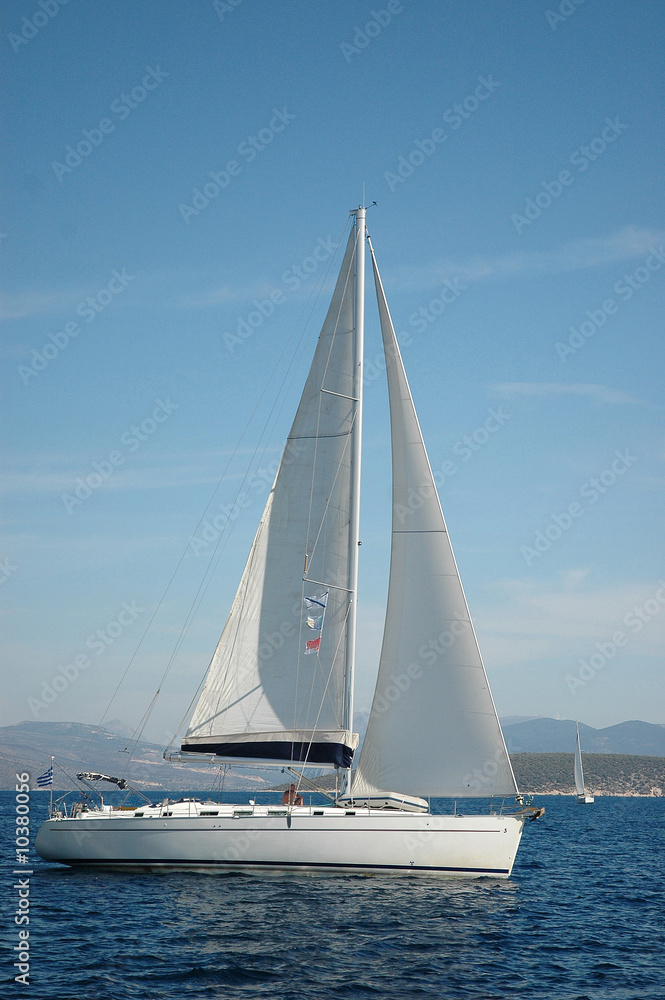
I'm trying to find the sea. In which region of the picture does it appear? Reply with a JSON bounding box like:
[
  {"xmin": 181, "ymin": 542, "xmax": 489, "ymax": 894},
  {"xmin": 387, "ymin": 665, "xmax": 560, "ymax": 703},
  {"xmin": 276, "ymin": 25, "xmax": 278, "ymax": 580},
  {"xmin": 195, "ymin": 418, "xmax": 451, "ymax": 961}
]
[{"xmin": 2, "ymin": 790, "xmax": 663, "ymax": 1000}]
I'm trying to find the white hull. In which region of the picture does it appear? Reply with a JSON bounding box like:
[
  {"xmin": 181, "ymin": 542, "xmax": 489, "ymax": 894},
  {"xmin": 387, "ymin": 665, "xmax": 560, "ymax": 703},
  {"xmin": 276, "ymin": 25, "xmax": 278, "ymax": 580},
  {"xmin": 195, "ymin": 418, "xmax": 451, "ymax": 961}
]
[
  {"xmin": 35, "ymin": 802, "xmax": 527, "ymax": 878},
  {"xmin": 576, "ymin": 794, "xmax": 594, "ymax": 804}
]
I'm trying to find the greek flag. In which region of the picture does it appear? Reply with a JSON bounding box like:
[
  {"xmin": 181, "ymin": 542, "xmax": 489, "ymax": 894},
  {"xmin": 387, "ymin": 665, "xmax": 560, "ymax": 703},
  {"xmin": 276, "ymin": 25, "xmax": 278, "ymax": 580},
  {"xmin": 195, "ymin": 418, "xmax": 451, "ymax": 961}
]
[
  {"xmin": 304, "ymin": 592, "xmax": 328, "ymax": 611},
  {"xmin": 37, "ymin": 766, "xmax": 53, "ymax": 787}
]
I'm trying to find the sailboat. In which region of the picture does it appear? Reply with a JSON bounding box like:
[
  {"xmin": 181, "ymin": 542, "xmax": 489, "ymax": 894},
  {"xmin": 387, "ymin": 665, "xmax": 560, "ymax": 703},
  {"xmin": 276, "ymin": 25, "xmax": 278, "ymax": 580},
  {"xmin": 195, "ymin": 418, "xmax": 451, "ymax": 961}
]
[
  {"xmin": 36, "ymin": 207, "xmax": 542, "ymax": 877},
  {"xmin": 574, "ymin": 723, "xmax": 594, "ymax": 803}
]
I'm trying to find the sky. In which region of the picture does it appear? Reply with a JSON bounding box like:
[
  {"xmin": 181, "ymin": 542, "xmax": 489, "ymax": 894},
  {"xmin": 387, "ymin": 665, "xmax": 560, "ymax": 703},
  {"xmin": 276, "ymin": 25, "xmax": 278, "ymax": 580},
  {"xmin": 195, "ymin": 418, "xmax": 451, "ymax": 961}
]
[{"xmin": 2, "ymin": 0, "xmax": 664, "ymax": 747}]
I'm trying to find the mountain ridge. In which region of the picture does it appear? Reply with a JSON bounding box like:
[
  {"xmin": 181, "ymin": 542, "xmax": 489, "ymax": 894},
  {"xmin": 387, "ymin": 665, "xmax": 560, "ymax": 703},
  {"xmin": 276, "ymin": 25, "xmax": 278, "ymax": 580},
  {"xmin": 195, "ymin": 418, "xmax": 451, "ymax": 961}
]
[
  {"xmin": 0, "ymin": 720, "xmax": 273, "ymax": 792},
  {"xmin": 501, "ymin": 718, "xmax": 665, "ymax": 755},
  {"xmin": 1, "ymin": 718, "xmax": 663, "ymax": 792}
]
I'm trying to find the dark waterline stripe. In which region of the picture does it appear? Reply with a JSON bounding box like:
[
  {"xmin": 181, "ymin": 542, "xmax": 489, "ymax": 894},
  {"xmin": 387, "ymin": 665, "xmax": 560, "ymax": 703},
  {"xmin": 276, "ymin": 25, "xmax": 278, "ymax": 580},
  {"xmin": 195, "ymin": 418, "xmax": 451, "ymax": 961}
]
[{"xmin": 61, "ymin": 857, "xmax": 510, "ymax": 875}]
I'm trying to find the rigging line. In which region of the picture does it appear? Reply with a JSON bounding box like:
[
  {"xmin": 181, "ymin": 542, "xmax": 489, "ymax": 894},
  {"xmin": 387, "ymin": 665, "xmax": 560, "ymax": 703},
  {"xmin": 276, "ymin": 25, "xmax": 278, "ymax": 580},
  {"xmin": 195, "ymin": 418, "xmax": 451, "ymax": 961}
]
[
  {"xmin": 168, "ymin": 314, "xmax": 334, "ymax": 692},
  {"xmin": 295, "ymin": 601, "xmax": 353, "ymax": 791},
  {"xmin": 98, "ymin": 331, "xmax": 310, "ymax": 744},
  {"xmin": 90, "ymin": 441, "xmax": 278, "ymax": 765},
  {"xmin": 298, "ymin": 583, "xmax": 330, "ymax": 730},
  {"xmin": 128, "ymin": 694, "xmax": 161, "ymax": 765},
  {"xmin": 306, "ymin": 411, "xmax": 355, "ymax": 566},
  {"xmin": 159, "ymin": 482, "xmax": 275, "ymax": 743},
  {"xmin": 307, "ymin": 599, "xmax": 351, "ymax": 732},
  {"xmin": 103, "ymin": 222, "xmax": 352, "ymax": 766},
  {"xmin": 260, "ymin": 216, "xmax": 353, "ymax": 463},
  {"xmin": 170, "ymin": 498, "xmax": 268, "ymax": 751},
  {"xmin": 196, "ymin": 212, "xmax": 352, "ymax": 535},
  {"xmin": 295, "ymin": 580, "xmax": 351, "ymax": 759},
  {"xmin": 287, "ymin": 766, "xmax": 337, "ymax": 803},
  {"xmin": 281, "ymin": 220, "xmax": 353, "ymax": 402},
  {"xmin": 140, "ymin": 513, "xmax": 252, "ymax": 744}
]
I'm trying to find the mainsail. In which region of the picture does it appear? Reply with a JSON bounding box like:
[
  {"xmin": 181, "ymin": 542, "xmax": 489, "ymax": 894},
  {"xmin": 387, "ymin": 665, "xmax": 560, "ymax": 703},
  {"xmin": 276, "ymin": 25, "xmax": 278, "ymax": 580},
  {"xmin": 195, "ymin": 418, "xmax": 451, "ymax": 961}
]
[
  {"xmin": 352, "ymin": 243, "xmax": 518, "ymax": 799},
  {"xmin": 182, "ymin": 229, "xmax": 360, "ymax": 766}
]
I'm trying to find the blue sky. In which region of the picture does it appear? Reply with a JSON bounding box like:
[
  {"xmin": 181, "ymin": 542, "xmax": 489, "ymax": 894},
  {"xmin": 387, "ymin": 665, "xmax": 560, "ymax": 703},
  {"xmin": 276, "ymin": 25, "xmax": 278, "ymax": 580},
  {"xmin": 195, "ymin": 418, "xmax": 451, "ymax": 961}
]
[{"xmin": 2, "ymin": 0, "xmax": 664, "ymax": 745}]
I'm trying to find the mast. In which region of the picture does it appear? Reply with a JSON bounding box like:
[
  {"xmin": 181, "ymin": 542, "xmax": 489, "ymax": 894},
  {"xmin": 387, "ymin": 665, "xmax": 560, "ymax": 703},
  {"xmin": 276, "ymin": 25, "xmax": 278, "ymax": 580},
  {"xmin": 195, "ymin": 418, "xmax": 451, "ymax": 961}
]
[{"xmin": 344, "ymin": 206, "xmax": 366, "ymax": 792}]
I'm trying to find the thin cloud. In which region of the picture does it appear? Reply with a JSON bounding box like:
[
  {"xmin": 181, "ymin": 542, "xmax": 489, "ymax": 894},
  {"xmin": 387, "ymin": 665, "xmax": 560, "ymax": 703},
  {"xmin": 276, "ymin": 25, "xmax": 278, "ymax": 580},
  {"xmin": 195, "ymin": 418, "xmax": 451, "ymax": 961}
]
[
  {"xmin": 389, "ymin": 225, "xmax": 665, "ymax": 291},
  {"xmin": 0, "ymin": 445, "xmax": 285, "ymax": 497},
  {"xmin": 5, "ymin": 226, "xmax": 663, "ymax": 320},
  {"xmin": 490, "ymin": 382, "xmax": 647, "ymax": 406},
  {"xmin": 475, "ymin": 576, "xmax": 665, "ymax": 665},
  {"xmin": 0, "ymin": 466, "xmax": 220, "ymax": 496},
  {"xmin": 0, "ymin": 283, "xmax": 99, "ymax": 322},
  {"xmin": 176, "ymin": 284, "xmax": 260, "ymax": 309}
]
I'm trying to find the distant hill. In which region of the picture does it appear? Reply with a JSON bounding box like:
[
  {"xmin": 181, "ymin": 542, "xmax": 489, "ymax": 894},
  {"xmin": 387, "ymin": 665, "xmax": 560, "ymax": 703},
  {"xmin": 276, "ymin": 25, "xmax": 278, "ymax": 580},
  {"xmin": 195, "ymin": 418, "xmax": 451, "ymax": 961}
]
[
  {"xmin": 501, "ymin": 718, "xmax": 665, "ymax": 756},
  {"xmin": 499, "ymin": 716, "xmax": 542, "ymax": 727},
  {"xmin": 511, "ymin": 753, "xmax": 664, "ymax": 796},
  {"xmin": 0, "ymin": 721, "xmax": 274, "ymax": 792}
]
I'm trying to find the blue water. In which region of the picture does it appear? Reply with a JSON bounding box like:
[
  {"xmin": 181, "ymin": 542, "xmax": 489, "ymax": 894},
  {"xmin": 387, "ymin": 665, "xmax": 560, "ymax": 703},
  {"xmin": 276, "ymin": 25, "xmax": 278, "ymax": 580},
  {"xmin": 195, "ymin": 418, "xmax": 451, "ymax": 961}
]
[{"xmin": 3, "ymin": 791, "xmax": 663, "ymax": 999}]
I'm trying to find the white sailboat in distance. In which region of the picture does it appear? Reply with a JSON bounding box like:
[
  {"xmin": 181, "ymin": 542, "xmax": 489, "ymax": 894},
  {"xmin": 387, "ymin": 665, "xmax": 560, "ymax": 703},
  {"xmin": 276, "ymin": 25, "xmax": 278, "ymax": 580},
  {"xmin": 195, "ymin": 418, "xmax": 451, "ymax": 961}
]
[
  {"xmin": 36, "ymin": 207, "xmax": 543, "ymax": 877},
  {"xmin": 574, "ymin": 723, "xmax": 594, "ymax": 803}
]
